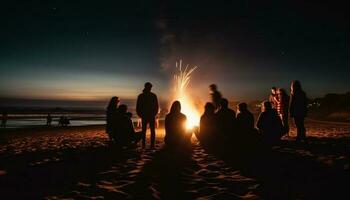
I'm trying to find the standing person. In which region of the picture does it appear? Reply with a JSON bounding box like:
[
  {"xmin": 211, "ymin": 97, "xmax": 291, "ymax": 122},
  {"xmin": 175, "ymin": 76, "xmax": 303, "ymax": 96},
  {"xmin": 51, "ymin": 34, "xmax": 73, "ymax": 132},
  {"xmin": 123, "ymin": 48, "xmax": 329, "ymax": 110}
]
[
  {"xmin": 136, "ymin": 82, "xmax": 159, "ymax": 148},
  {"xmin": 106, "ymin": 96, "xmax": 120, "ymax": 142},
  {"xmin": 275, "ymin": 88, "xmax": 290, "ymax": 135},
  {"xmin": 209, "ymin": 84, "xmax": 222, "ymax": 111},
  {"xmin": 58, "ymin": 116, "xmax": 64, "ymax": 126},
  {"xmin": 1, "ymin": 112, "xmax": 8, "ymax": 128},
  {"xmin": 269, "ymin": 87, "xmax": 278, "ymax": 109},
  {"xmin": 290, "ymin": 80, "xmax": 308, "ymax": 142},
  {"xmin": 46, "ymin": 113, "xmax": 52, "ymax": 126}
]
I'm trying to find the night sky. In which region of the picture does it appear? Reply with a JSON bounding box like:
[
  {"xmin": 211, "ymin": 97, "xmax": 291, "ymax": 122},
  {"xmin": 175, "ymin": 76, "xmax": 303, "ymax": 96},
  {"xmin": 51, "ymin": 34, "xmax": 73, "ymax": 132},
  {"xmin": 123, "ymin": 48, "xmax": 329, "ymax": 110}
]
[{"xmin": 1, "ymin": 0, "xmax": 349, "ymax": 104}]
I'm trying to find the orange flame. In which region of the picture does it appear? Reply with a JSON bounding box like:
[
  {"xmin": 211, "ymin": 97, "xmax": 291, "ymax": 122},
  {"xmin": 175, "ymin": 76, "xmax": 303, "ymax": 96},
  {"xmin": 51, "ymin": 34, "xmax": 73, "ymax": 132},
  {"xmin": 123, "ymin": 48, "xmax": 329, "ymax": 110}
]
[{"xmin": 174, "ymin": 60, "xmax": 200, "ymax": 129}]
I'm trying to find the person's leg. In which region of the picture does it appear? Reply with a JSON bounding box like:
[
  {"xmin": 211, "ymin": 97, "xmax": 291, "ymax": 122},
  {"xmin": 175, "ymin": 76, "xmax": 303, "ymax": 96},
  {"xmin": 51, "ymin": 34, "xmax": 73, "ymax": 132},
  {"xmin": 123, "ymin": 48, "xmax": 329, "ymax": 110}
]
[
  {"xmin": 141, "ymin": 119, "xmax": 148, "ymax": 148},
  {"xmin": 299, "ymin": 117, "xmax": 306, "ymax": 140},
  {"xmin": 282, "ymin": 115, "xmax": 289, "ymax": 136},
  {"xmin": 294, "ymin": 117, "xmax": 305, "ymax": 141},
  {"xmin": 133, "ymin": 131, "xmax": 143, "ymax": 143},
  {"xmin": 149, "ymin": 117, "xmax": 156, "ymax": 148}
]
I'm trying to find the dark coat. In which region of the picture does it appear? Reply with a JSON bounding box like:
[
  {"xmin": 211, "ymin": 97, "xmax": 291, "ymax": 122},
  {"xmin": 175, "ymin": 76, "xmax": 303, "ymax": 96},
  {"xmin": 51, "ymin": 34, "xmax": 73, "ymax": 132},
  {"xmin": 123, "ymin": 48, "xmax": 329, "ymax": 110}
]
[
  {"xmin": 257, "ymin": 109, "xmax": 284, "ymax": 140},
  {"xmin": 290, "ymin": 91, "xmax": 307, "ymax": 118},
  {"xmin": 136, "ymin": 91, "xmax": 159, "ymax": 119},
  {"xmin": 164, "ymin": 112, "xmax": 187, "ymax": 145},
  {"xmin": 236, "ymin": 111, "xmax": 254, "ymax": 131},
  {"xmin": 216, "ymin": 108, "xmax": 236, "ymax": 133},
  {"xmin": 199, "ymin": 112, "xmax": 217, "ymax": 141}
]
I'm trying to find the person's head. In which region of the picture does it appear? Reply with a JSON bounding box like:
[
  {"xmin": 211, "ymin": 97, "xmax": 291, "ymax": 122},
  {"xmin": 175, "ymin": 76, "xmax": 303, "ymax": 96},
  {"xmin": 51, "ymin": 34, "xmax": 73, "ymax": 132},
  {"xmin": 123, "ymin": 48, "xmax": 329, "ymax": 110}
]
[
  {"xmin": 144, "ymin": 82, "xmax": 153, "ymax": 92},
  {"xmin": 237, "ymin": 102, "xmax": 248, "ymax": 112},
  {"xmin": 262, "ymin": 101, "xmax": 272, "ymax": 112},
  {"xmin": 271, "ymin": 87, "xmax": 277, "ymax": 95},
  {"xmin": 209, "ymin": 84, "xmax": 217, "ymax": 92},
  {"xmin": 118, "ymin": 104, "xmax": 128, "ymax": 114},
  {"xmin": 204, "ymin": 102, "xmax": 215, "ymax": 114},
  {"xmin": 170, "ymin": 101, "xmax": 181, "ymax": 114},
  {"xmin": 219, "ymin": 98, "xmax": 229, "ymax": 109},
  {"xmin": 291, "ymin": 80, "xmax": 302, "ymax": 94},
  {"xmin": 107, "ymin": 96, "xmax": 119, "ymax": 110},
  {"xmin": 277, "ymin": 88, "xmax": 287, "ymax": 97}
]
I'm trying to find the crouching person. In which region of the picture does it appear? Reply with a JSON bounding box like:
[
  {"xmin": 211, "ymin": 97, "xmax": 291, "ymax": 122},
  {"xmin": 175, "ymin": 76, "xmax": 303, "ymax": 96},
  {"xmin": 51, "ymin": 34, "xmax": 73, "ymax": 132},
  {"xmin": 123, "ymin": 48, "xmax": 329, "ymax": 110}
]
[
  {"xmin": 117, "ymin": 104, "xmax": 142, "ymax": 147},
  {"xmin": 256, "ymin": 101, "xmax": 284, "ymax": 145}
]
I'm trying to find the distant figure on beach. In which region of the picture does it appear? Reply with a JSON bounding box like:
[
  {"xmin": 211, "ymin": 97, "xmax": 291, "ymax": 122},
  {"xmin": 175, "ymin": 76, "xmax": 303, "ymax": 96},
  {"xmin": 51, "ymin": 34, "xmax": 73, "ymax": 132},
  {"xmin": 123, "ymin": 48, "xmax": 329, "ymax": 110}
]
[
  {"xmin": 290, "ymin": 80, "xmax": 308, "ymax": 142},
  {"xmin": 1, "ymin": 112, "xmax": 8, "ymax": 128},
  {"xmin": 275, "ymin": 88, "xmax": 290, "ymax": 135},
  {"xmin": 46, "ymin": 113, "xmax": 52, "ymax": 126},
  {"xmin": 64, "ymin": 117, "xmax": 70, "ymax": 126},
  {"xmin": 58, "ymin": 116, "xmax": 64, "ymax": 127},
  {"xmin": 256, "ymin": 101, "xmax": 284, "ymax": 144},
  {"xmin": 269, "ymin": 87, "xmax": 278, "ymax": 109},
  {"xmin": 236, "ymin": 103, "xmax": 255, "ymax": 133},
  {"xmin": 209, "ymin": 84, "xmax": 222, "ymax": 111},
  {"xmin": 216, "ymin": 98, "xmax": 236, "ymax": 139},
  {"xmin": 106, "ymin": 96, "xmax": 120, "ymax": 142},
  {"xmin": 136, "ymin": 82, "xmax": 159, "ymax": 148},
  {"xmin": 198, "ymin": 102, "xmax": 217, "ymax": 143},
  {"xmin": 58, "ymin": 116, "xmax": 70, "ymax": 127},
  {"xmin": 117, "ymin": 104, "xmax": 142, "ymax": 146},
  {"xmin": 164, "ymin": 101, "xmax": 190, "ymax": 146}
]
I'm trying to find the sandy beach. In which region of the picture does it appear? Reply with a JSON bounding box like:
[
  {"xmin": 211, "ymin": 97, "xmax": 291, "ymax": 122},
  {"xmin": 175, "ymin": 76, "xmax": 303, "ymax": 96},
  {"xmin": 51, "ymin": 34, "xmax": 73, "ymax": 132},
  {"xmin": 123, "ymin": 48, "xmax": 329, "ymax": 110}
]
[{"xmin": 1, "ymin": 120, "xmax": 350, "ymax": 199}]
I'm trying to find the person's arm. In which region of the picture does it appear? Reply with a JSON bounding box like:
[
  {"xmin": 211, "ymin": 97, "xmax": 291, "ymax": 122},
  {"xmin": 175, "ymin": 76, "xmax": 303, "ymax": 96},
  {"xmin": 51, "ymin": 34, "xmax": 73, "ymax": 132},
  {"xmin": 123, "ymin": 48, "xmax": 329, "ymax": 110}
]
[
  {"xmin": 127, "ymin": 118, "xmax": 135, "ymax": 135},
  {"xmin": 289, "ymin": 95, "xmax": 295, "ymax": 117},
  {"xmin": 154, "ymin": 94, "xmax": 159, "ymax": 116},
  {"xmin": 256, "ymin": 113, "xmax": 263, "ymax": 130},
  {"xmin": 136, "ymin": 95, "xmax": 142, "ymax": 117}
]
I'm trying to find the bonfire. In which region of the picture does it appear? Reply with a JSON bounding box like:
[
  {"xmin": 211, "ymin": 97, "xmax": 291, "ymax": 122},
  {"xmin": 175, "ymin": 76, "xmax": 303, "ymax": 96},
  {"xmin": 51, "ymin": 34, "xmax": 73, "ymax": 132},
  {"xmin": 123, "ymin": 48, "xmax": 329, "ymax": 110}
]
[{"xmin": 173, "ymin": 60, "xmax": 201, "ymax": 129}]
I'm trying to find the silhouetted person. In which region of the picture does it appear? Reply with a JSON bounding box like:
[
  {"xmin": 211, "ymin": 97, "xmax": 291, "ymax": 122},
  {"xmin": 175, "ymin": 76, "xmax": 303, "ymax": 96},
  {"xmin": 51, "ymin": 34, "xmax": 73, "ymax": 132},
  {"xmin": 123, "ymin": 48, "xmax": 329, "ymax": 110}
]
[
  {"xmin": 164, "ymin": 101, "xmax": 190, "ymax": 146},
  {"xmin": 198, "ymin": 102, "xmax": 217, "ymax": 143},
  {"xmin": 216, "ymin": 98, "xmax": 236, "ymax": 140},
  {"xmin": 58, "ymin": 116, "xmax": 65, "ymax": 127},
  {"xmin": 63, "ymin": 116, "xmax": 70, "ymax": 126},
  {"xmin": 1, "ymin": 112, "xmax": 8, "ymax": 128},
  {"xmin": 46, "ymin": 113, "xmax": 52, "ymax": 126},
  {"xmin": 106, "ymin": 96, "xmax": 120, "ymax": 142},
  {"xmin": 275, "ymin": 88, "xmax": 290, "ymax": 135},
  {"xmin": 236, "ymin": 103, "xmax": 255, "ymax": 132},
  {"xmin": 290, "ymin": 80, "xmax": 307, "ymax": 142},
  {"xmin": 209, "ymin": 84, "xmax": 222, "ymax": 111},
  {"xmin": 269, "ymin": 87, "xmax": 278, "ymax": 109},
  {"xmin": 117, "ymin": 104, "xmax": 142, "ymax": 146},
  {"xmin": 136, "ymin": 82, "xmax": 159, "ymax": 148},
  {"xmin": 256, "ymin": 101, "xmax": 284, "ymax": 144}
]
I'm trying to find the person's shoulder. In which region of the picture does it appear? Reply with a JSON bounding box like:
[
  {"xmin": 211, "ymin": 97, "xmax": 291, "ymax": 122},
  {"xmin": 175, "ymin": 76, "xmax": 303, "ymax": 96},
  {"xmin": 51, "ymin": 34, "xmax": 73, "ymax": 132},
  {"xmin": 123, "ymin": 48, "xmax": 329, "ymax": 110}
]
[{"xmin": 137, "ymin": 93, "xmax": 144, "ymax": 98}]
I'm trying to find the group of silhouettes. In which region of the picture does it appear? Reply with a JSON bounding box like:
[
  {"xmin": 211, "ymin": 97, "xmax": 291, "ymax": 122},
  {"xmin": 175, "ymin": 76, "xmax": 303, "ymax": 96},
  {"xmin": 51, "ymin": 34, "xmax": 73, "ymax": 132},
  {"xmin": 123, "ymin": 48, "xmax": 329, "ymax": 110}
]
[
  {"xmin": 198, "ymin": 81, "xmax": 307, "ymax": 146},
  {"xmin": 106, "ymin": 82, "xmax": 159, "ymax": 148},
  {"xmin": 106, "ymin": 80, "xmax": 308, "ymax": 149}
]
